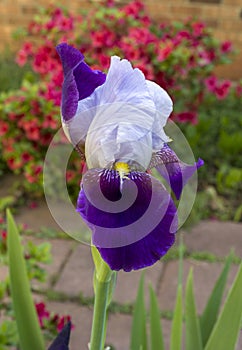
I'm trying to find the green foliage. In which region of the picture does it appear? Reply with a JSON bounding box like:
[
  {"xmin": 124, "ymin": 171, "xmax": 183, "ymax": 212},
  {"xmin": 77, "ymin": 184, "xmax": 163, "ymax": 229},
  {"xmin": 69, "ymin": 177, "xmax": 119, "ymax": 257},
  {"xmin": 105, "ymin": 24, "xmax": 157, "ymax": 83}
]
[
  {"xmin": 0, "ymin": 211, "xmax": 70, "ymax": 348},
  {"xmin": 7, "ymin": 209, "xmax": 45, "ymax": 350},
  {"xmin": 185, "ymin": 270, "xmax": 203, "ymax": 350},
  {"xmin": 182, "ymin": 86, "xmax": 242, "ymax": 220},
  {"xmin": 0, "ymin": 51, "xmax": 31, "ymax": 93},
  {"xmin": 130, "ymin": 274, "xmax": 147, "ymax": 350},
  {"xmin": 170, "ymin": 285, "xmax": 183, "ymax": 350},
  {"xmin": 204, "ymin": 264, "xmax": 242, "ymax": 350},
  {"xmin": 200, "ymin": 255, "xmax": 232, "ymax": 345},
  {"xmin": 131, "ymin": 257, "xmax": 242, "ymax": 349},
  {"xmin": 149, "ymin": 286, "xmax": 165, "ymax": 350}
]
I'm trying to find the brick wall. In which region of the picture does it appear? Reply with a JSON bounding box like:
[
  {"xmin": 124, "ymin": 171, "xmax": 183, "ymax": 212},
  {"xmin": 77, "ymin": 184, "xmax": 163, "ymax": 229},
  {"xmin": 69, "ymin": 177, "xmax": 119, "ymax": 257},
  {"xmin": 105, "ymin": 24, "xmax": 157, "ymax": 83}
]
[{"xmin": 1, "ymin": 0, "xmax": 242, "ymax": 79}]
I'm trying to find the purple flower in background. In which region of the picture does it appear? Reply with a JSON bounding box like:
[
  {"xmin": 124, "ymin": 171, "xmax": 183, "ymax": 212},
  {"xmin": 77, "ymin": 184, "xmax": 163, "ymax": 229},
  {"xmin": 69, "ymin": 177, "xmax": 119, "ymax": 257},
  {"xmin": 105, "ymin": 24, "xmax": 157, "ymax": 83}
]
[{"xmin": 56, "ymin": 43, "xmax": 203, "ymax": 272}]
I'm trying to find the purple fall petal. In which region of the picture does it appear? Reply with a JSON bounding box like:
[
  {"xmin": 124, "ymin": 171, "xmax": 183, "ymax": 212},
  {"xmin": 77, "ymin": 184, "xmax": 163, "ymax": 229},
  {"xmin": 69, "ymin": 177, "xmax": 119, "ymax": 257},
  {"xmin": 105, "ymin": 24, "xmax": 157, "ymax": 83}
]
[
  {"xmin": 48, "ymin": 321, "xmax": 71, "ymax": 350},
  {"xmin": 56, "ymin": 43, "xmax": 106, "ymax": 121},
  {"xmin": 149, "ymin": 144, "xmax": 204, "ymax": 200},
  {"xmin": 77, "ymin": 169, "xmax": 177, "ymax": 272}
]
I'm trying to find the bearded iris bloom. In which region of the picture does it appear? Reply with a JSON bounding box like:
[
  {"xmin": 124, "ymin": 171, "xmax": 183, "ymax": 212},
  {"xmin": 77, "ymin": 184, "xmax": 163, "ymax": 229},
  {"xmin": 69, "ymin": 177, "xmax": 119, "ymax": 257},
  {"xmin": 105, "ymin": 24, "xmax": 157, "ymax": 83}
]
[{"xmin": 57, "ymin": 43, "xmax": 203, "ymax": 272}]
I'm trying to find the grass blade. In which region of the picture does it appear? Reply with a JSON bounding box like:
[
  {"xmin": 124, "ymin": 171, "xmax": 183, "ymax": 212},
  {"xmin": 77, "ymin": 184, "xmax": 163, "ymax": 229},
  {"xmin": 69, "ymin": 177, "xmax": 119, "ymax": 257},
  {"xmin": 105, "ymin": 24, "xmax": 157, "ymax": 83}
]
[
  {"xmin": 170, "ymin": 237, "xmax": 184, "ymax": 350},
  {"xmin": 185, "ymin": 269, "xmax": 203, "ymax": 350},
  {"xmin": 205, "ymin": 263, "xmax": 242, "ymax": 350},
  {"xmin": 130, "ymin": 273, "xmax": 147, "ymax": 350},
  {"xmin": 7, "ymin": 209, "xmax": 45, "ymax": 350},
  {"xmin": 149, "ymin": 285, "xmax": 165, "ymax": 350},
  {"xmin": 200, "ymin": 255, "xmax": 232, "ymax": 345},
  {"xmin": 170, "ymin": 284, "xmax": 183, "ymax": 350}
]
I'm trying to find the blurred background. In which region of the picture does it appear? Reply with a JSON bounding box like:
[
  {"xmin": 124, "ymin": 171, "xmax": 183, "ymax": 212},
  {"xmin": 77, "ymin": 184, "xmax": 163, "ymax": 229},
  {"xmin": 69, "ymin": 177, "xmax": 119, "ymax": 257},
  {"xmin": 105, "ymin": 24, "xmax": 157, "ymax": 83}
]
[{"xmin": 0, "ymin": 1, "xmax": 241, "ymax": 348}]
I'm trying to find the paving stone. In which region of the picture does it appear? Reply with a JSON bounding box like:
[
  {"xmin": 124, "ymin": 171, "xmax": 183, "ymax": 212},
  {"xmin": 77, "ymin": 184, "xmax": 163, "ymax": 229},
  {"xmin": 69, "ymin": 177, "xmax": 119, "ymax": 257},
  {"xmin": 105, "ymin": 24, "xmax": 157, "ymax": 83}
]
[
  {"xmin": 45, "ymin": 301, "xmax": 93, "ymax": 350},
  {"xmin": 183, "ymin": 220, "xmax": 242, "ymax": 257},
  {"xmin": 106, "ymin": 313, "xmax": 132, "ymax": 350},
  {"xmin": 45, "ymin": 302, "xmax": 173, "ymax": 350},
  {"xmin": 53, "ymin": 244, "xmax": 94, "ymax": 298},
  {"xmin": 23, "ymin": 237, "xmax": 74, "ymax": 291},
  {"xmin": 106, "ymin": 313, "xmax": 171, "ymax": 350},
  {"xmin": 113, "ymin": 261, "xmax": 164, "ymax": 306},
  {"xmin": 15, "ymin": 199, "xmax": 61, "ymax": 232},
  {"xmin": 158, "ymin": 259, "xmax": 239, "ymax": 314}
]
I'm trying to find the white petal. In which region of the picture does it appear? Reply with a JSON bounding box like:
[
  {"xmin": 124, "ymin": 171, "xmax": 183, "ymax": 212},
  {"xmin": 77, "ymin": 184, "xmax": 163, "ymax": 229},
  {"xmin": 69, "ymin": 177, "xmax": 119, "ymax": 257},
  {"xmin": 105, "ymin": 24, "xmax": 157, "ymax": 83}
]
[
  {"xmin": 85, "ymin": 57, "xmax": 157, "ymax": 169},
  {"xmin": 62, "ymin": 94, "xmax": 98, "ymax": 147},
  {"xmin": 85, "ymin": 103, "xmax": 153, "ymax": 169},
  {"xmin": 146, "ymin": 80, "xmax": 173, "ymax": 150}
]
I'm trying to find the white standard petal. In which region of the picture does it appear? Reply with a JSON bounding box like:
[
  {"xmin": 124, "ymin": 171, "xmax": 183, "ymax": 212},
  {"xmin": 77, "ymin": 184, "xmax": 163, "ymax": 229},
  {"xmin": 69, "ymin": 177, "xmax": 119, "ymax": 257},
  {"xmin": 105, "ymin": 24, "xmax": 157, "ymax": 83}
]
[
  {"xmin": 146, "ymin": 80, "xmax": 173, "ymax": 150},
  {"xmin": 85, "ymin": 57, "xmax": 157, "ymax": 169},
  {"xmin": 61, "ymin": 92, "xmax": 99, "ymax": 148}
]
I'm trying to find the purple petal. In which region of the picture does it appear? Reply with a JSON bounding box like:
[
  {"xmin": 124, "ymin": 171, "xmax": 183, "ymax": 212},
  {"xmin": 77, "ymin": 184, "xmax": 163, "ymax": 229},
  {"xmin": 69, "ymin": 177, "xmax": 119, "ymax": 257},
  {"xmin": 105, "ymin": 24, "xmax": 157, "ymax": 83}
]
[
  {"xmin": 48, "ymin": 321, "xmax": 71, "ymax": 350},
  {"xmin": 77, "ymin": 169, "xmax": 178, "ymax": 271},
  {"xmin": 56, "ymin": 43, "xmax": 106, "ymax": 121},
  {"xmin": 149, "ymin": 144, "xmax": 204, "ymax": 200}
]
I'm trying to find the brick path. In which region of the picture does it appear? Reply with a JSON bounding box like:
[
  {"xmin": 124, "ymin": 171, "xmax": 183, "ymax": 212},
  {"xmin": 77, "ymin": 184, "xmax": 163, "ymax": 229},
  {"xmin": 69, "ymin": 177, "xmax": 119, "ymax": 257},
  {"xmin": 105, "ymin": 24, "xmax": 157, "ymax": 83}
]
[{"xmin": 1, "ymin": 197, "xmax": 242, "ymax": 349}]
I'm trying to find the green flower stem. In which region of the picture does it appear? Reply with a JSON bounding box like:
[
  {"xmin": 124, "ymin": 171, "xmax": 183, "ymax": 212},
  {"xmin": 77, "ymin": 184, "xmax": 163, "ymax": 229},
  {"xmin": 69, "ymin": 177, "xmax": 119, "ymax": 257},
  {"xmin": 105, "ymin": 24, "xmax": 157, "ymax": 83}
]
[{"xmin": 90, "ymin": 247, "xmax": 115, "ymax": 350}]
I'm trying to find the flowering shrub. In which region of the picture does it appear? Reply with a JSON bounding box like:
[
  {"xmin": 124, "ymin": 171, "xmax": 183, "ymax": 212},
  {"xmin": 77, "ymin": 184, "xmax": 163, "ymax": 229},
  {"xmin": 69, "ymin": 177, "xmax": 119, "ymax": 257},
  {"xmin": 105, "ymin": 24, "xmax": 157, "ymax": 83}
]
[
  {"xmin": 182, "ymin": 79, "xmax": 242, "ymax": 217},
  {"xmin": 0, "ymin": 0, "xmax": 241, "ymax": 205}
]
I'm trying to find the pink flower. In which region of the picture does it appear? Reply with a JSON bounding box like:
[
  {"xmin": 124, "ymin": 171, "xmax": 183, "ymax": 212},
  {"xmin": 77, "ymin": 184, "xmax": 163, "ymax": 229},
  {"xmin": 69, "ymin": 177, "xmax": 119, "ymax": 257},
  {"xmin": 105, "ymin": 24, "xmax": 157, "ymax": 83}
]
[
  {"xmin": 214, "ymin": 80, "xmax": 231, "ymax": 100},
  {"xmin": 91, "ymin": 29, "xmax": 115, "ymax": 48},
  {"xmin": 175, "ymin": 111, "xmax": 198, "ymax": 125},
  {"xmin": 192, "ymin": 22, "xmax": 205, "ymax": 37},
  {"xmin": 220, "ymin": 41, "xmax": 232, "ymax": 54},
  {"xmin": 1, "ymin": 230, "xmax": 7, "ymax": 241},
  {"xmin": 7, "ymin": 157, "xmax": 23, "ymax": 170},
  {"xmin": 157, "ymin": 43, "xmax": 173, "ymax": 61},
  {"xmin": 66, "ymin": 170, "xmax": 75, "ymax": 182},
  {"xmin": 35, "ymin": 302, "xmax": 50, "ymax": 328},
  {"xmin": 0, "ymin": 121, "xmax": 8, "ymax": 136},
  {"xmin": 16, "ymin": 50, "xmax": 28, "ymax": 66},
  {"xmin": 57, "ymin": 315, "xmax": 72, "ymax": 332},
  {"xmin": 235, "ymin": 84, "xmax": 242, "ymax": 97},
  {"xmin": 122, "ymin": 0, "xmax": 144, "ymax": 18},
  {"xmin": 21, "ymin": 152, "xmax": 33, "ymax": 163},
  {"xmin": 204, "ymin": 75, "xmax": 217, "ymax": 92}
]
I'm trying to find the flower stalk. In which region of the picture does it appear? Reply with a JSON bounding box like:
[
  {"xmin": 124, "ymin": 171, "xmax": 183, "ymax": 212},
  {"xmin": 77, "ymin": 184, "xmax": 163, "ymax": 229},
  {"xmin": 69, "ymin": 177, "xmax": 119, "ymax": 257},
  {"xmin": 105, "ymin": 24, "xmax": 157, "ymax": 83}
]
[{"xmin": 90, "ymin": 247, "xmax": 116, "ymax": 350}]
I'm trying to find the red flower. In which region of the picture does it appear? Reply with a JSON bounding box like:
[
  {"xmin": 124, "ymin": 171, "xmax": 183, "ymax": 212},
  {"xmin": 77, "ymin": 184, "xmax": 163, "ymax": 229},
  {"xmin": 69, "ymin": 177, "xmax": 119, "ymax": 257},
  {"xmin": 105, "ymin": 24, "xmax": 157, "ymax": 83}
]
[
  {"xmin": 204, "ymin": 75, "xmax": 217, "ymax": 92},
  {"xmin": 192, "ymin": 22, "xmax": 205, "ymax": 37},
  {"xmin": 157, "ymin": 43, "xmax": 173, "ymax": 61},
  {"xmin": 122, "ymin": 0, "xmax": 144, "ymax": 18},
  {"xmin": 175, "ymin": 111, "xmax": 198, "ymax": 125},
  {"xmin": 1, "ymin": 230, "xmax": 7, "ymax": 241},
  {"xmin": 35, "ymin": 302, "xmax": 50, "ymax": 328},
  {"xmin": 57, "ymin": 315, "xmax": 72, "ymax": 332},
  {"xmin": 214, "ymin": 80, "xmax": 231, "ymax": 100},
  {"xmin": 22, "ymin": 152, "xmax": 33, "ymax": 163},
  {"xmin": 16, "ymin": 50, "xmax": 28, "ymax": 66},
  {"xmin": 0, "ymin": 121, "xmax": 8, "ymax": 136},
  {"xmin": 220, "ymin": 41, "xmax": 232, "ymax": 54}
]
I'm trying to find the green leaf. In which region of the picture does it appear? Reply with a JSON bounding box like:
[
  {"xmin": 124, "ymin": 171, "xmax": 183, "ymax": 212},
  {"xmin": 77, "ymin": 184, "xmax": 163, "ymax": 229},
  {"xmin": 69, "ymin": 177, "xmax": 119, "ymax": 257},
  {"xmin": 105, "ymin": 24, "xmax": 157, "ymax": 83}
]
[
  {"xmin": 185, "ymin": 269, "xmax": 203, "ymax": 350},
  {"xmin": 130, "ymin": 273, "xmax": 147, "ymax": 350},
  {"xmin": 200, "ymin": 255, "xmax": 232, "ymax": 345},
  {"xmin": 149, "ymin": 285, "xmax": 165, "ymax": 350},
  {"xmin": 170, "ymin": 236, "xmax": 184, "ymax": 350},
  {"xmin": 7, "ymin": 209, "xmax": 45, "ymax": 350},
  {"xmin": 170, "ymin": 285, "xmax": 183, "ymax": 350},
  {"xmin": 205, "ymin": 263, "xmax": 242, "ymax": 350}
]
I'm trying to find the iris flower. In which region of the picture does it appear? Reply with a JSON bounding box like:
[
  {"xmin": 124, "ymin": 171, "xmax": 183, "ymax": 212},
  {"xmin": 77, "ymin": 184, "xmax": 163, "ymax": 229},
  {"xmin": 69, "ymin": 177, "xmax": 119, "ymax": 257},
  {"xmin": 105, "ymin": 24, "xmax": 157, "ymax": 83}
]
[{"xmin": 57, "ymin": 43, "xmax": 203, "ymax": 272}]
